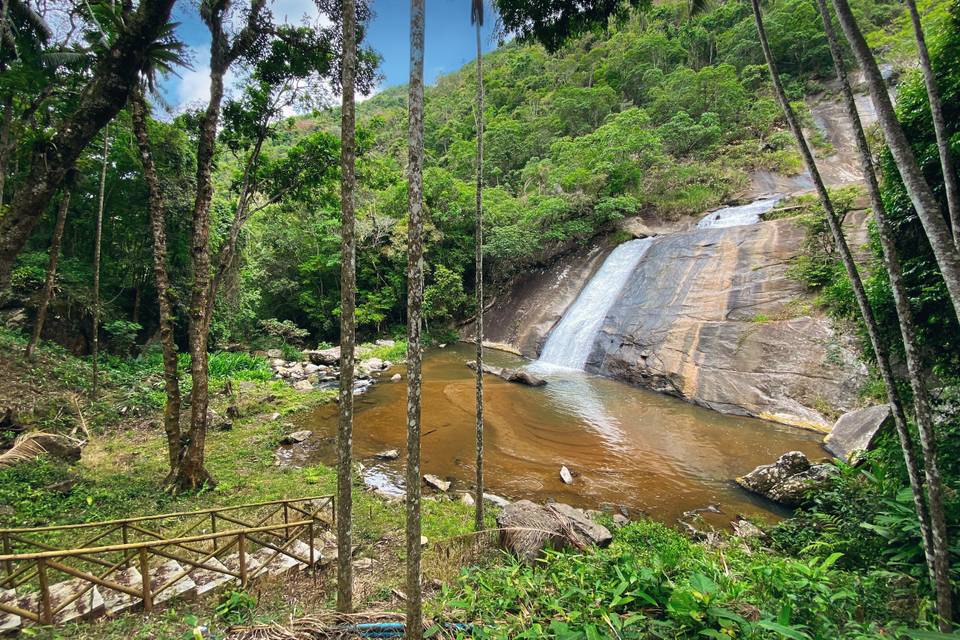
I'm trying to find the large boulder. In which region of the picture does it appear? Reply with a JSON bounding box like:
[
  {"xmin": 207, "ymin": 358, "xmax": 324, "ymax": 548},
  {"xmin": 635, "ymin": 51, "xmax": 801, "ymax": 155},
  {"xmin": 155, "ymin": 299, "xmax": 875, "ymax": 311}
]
[
  {"xmin": 824, "ymin": 405, "xmax": 892, "ymax": 462},
  {"xmin": 305, "ymin": 347, "xmax": 341, "ymax": 366},
  {"xmin": 736, "ymin": 451, "xmax": 836, "ymax": 507},
  {"xmin": 496, "ymin": 500, "xmax": 612, "ymax": 563}
]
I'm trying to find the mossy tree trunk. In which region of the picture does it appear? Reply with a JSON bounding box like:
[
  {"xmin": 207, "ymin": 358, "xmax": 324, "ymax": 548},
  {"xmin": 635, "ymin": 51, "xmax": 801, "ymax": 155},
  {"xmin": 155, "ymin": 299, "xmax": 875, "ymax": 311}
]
[
  {"xmin": 406, "ymin": 0, "xmax": 426, "ymax": 636},
  {"xmin": 130, "ymin": 85, "xmax": 182, "ymax": 477},
  {"xmin": 91, "ymin": 126, "xmax": 110, "ymax": 399},
  {"xmin": 472, "ymin": 0, "xmax": 486, "ymax": 532},
  {"xmin": 830, "ymin": 0, "xmax": 960, "ymax": 323},
  {"xmin": 758, "ymin": 0, "xmax": 955, "ymax": 627},
  {"xmin": 26, "ymin": 182, "xmax": 73, "ymax": 360},
  {"xmin": 814, "ymin": 0, "xmax": 953, "ymax": 626},
  {"xmin": 336, "ymin": 0, "xmax": 357, "ymax": 614}
]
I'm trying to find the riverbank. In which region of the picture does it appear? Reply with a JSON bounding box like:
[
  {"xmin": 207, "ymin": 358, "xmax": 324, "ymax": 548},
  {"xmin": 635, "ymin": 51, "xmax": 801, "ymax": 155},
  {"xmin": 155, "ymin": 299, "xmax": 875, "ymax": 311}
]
[{"xmin": 0, "ymin": 329, "xmax": 944, "ymax": 638}]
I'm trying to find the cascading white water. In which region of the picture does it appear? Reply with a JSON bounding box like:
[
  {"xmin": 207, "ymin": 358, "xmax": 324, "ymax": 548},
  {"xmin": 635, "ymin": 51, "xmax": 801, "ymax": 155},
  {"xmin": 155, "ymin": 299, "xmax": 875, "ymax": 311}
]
[
  {"xmin": 537, "ymin": 238, "xmax": 654, "ymax": 370},
  {"xmin": 696, "ymin": 195, "xmax": 782, "ymax": 229}
]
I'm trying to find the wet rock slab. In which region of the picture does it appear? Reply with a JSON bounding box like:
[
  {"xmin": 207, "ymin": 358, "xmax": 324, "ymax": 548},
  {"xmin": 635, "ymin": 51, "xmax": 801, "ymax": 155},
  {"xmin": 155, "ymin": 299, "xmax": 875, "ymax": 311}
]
[
  {"xmin": 465, "ymin": 361, "xmax": 546, "ymax": 386},
  {"xmin": 824, "ymin": 405, "xmax": 892, "ymax": 462}
]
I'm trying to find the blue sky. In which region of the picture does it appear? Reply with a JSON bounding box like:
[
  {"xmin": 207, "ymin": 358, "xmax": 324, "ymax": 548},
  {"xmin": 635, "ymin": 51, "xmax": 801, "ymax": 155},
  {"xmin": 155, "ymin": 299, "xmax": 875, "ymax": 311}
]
[{"xmin": 164, "ymin": 0, "xmax": 500, "ymax": 110}]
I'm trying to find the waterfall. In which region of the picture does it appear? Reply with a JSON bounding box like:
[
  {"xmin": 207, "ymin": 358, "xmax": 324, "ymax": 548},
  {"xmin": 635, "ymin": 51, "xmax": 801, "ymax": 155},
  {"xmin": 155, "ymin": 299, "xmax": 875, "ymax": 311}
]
[
  {"xmin": 696, "ymin": 195, "xmax": 781, "ymax": 229},
  {"xmin": 537, "ymin": 238, "xmax": 654, "ymax": 370}
]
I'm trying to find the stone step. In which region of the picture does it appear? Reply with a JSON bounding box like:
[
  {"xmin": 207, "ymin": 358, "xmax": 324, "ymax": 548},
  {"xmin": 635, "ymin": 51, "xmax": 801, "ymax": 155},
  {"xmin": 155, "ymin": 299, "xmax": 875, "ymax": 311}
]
[
  {"xmin": 0, "ymin": 588, "xmax": 20, "ymax": 634},
  {"xmin": 249, "ymin": 547, "xmax": 301, "ymax": 579},
  {"xmin": 288, "ymin": 539, "xmax": 327, "ymax": 568},
  {"xmin": 189, "ymin": 557, "xmax": 236, "ymax": 597},
  {"xmin": 14, "ymin": 579, "xmax": 104, "ymax": 626},
  {"xmin": 100, "ymin": 566, "xmax": 143, "ymax": 616},
  {"xmin": 221, "ymin": 551, "xmax": 264, "ymax": 580},
  {"xmin": 148, "ymin": 560, "xmax": 197, "ymax": 605}
]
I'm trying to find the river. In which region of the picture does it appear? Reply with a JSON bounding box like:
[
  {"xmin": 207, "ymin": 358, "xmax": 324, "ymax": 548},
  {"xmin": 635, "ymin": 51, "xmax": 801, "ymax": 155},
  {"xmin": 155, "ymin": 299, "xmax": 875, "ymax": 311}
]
[{"xmin": 292, "ymin": 344, "xmax": 825, "ymax": 526}]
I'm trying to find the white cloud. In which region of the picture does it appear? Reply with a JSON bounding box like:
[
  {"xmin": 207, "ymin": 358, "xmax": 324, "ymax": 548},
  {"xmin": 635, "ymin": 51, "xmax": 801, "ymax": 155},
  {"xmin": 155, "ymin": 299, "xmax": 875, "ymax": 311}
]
[
  {"xmin": 270, "ymin": 0, "xmax": 332, "ymax": 27},
  {"xmin": 175, "ymin": 45, "xmax": 242, "ymax": 111}
]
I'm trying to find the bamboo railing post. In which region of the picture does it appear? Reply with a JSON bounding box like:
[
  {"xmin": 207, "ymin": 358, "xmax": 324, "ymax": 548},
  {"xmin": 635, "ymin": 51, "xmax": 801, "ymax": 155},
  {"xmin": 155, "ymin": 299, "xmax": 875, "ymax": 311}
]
[
  {"xmin": 121, "ymin": 523, "xmax": 130, "ymax": 569},
  {"xmin": 36, "ymin": 558, "xmax": 53, "ymax": 625},
  {"xmin": 1, "ymin": 532, "xmax": 12, "ymax": 588},
  {"xmin": 308, "ymin": 519, "xmax": 315, "ymax": 579},
  {"xmin": 283, "ymin": 503, "xmax": 290, "ymax": 542},
  {"xmin": 139, "ymin": 548, "xmax": 152, "ymax": 612},
  {"xmin": 211, "ymin": 513, "xmax": 218, "ymax": 553},
  {"xmin": 238, "ymin": 533, "xmax": 247, "ymax": 588}
]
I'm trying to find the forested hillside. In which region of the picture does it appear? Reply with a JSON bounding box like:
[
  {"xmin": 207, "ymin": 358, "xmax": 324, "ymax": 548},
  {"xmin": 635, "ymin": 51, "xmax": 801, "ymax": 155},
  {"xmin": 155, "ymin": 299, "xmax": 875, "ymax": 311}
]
[{"xmin": 10, "ymin": 0, "xmax": 922, "ymax": 349}]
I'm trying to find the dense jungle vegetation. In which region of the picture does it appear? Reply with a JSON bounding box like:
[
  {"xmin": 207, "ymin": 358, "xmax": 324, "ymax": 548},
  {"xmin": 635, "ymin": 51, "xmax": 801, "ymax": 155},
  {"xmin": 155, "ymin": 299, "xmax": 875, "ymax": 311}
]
[{"xmin": 8, "ymin": 0, "xmax": 934, "ymax": 349}]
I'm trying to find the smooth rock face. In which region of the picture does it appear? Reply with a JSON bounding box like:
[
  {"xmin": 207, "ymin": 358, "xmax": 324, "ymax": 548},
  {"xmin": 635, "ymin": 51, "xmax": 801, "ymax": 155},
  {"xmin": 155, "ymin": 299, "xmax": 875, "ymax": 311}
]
[
  {"xmin": 590, "ymin": 219, "xmax": 864, "ymax": 429},
  {"xmin": 480, "ymin": 218, "xmax": 864, "ymax": 429},
  {"xmin": 737, "ymin": 451, "xmax": 836, "ymax": 507},
  {"xmin": 824, "ymin": 405, "xmax": 892, "ymax": 462},
  {"xmin": 496, "ymin": 500, "xmax": 612, "ymax": 563}
]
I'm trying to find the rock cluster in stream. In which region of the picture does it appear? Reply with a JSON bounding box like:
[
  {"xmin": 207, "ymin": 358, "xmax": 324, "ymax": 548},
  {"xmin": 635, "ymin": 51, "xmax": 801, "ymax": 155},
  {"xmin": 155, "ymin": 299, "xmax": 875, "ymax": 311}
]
[{"xmin": 262, "ymin": 340, "xmax": 398, "ymax": 396}]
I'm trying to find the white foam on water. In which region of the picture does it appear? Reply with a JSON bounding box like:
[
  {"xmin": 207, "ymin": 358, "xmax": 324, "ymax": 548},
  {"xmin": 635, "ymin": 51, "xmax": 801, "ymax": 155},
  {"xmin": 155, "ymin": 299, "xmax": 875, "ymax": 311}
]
[
  {"xmin": 536, "ymin": 237, "xmax": 654, "ymax": 370},
  {"xmin": 696, "ymin": 195, "xmax": 782, "ymax": 229}
]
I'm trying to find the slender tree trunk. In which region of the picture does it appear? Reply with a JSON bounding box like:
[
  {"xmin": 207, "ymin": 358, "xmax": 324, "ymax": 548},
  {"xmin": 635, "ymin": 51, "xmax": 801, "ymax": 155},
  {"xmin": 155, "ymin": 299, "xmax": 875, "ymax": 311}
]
[
  {"xmin": 91, "ymin": 126, "xmax": 110, "ymax": 399},
  {"xmin": 0, "ymin": 94, "xmax": 12, "ymax": 210},
  {"xmin": 904, "ymin": 0, "xmax": 960, "ymax": 244},
  {"xmin": 0, "ymin": 0, "xmax": 177, "ymax": 299},
  {"xmin": 130, "ymin": 86, "xmax": 182, "ymax": 476},
  {"xmin": 472, "ymin": 4, "xmax": 485, "ymax": 532},
  {"xmin": 26, "ymin": 185, "xmax": 72, "ymax": 359},
  {"xmin": 336, "ymin": 0, "xmax": 357, "ymax": 614},
  {"xmin": 405, "ymin": 0, "xmax": 426, "ymax": 636},
  {"xmin": 754, "ymin": 1, "xmax": 954, "ymax": 627},
  {"xmin": 819, "ymin": 0, "xmax": 951, "ymax": 622},
  {"xmin": 815, "ymin": 0, "xmax": 953, "ymax": 626},
  {"xmin": 831, "ymin": 0, "xmax": 960, "ymax": 323}
]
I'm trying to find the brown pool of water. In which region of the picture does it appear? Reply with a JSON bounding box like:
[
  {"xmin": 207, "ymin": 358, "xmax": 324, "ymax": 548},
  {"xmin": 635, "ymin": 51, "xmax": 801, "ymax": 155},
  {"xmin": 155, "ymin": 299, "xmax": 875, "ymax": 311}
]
[{"xmin": 296, "ymin": 344, "xmax": 826, "ymax": 526}]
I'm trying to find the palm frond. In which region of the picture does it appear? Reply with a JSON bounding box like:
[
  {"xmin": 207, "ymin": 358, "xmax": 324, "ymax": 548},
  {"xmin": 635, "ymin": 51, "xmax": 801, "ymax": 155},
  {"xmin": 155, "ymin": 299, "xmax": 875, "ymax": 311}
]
[
  {"xmin": 0, "ymin": 433, "xmax": 49, "ymax": 468},
  {"xmin": 9, "ymin": 0, "xmax": 52, "ymax": 42}
]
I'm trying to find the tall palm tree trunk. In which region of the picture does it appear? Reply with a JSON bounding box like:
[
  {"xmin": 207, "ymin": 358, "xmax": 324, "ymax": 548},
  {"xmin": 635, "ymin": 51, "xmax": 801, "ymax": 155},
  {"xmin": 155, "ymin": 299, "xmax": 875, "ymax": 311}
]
[
  {"xmin": 830, "ymin": 0, "xmax": 960, "ymax": 323},
  {"xmin": 815, "ymin": 0, "xmax": 953, "ymax": 626},
  {"xmin": 405, "ymin": 0, "xmax": 426, "ymax": 636},
  {"xmin": 91, "ymin": 126, "xmax": 110, "ymax": 399},
  {"xmin": 336, "ymin": 0, "xmax": 357, "ymax": 614},
  {"xmin": 130, "ymin": 85, "xmax": 182, "ymax": 477},
  {"xmin": 904, "ymin": 0, "xmax": 960, "ymax": 244},
  {"xmin": 753, "ymin": 0, "xmax": 954, "ymax": 626},
  {"xmin": 26, "ymin": 184, "xmax": 73, "ymax": 359},
  {"xmin": 472, "ymin": 0, "xmax": 486, "ymax": 532}
]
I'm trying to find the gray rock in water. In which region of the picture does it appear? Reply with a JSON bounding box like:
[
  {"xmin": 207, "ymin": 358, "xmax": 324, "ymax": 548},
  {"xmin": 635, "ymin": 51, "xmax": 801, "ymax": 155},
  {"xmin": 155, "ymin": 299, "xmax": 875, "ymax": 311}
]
[
  {"xmin": 560, "ymin": 465, "xmax": 574, "ymax": 484},
  {"xmin": 391, "ymin": 373, "xmax": 402, "ymax": 382},
  {"xmin": 280, "ymin": 430, "xmax": 312, "ymax": 445},
  {"xmin": 737, "ymin": 451, "xmax": 810, "ymax": 495},
  {"xmin": 737, "ymin": 451, "xmax": 835, "ymax": 507},
  {"xmin": 374, "ymin": 449, "xmax": 399, "ymax": 460},
  {"xmin": 465, "ymin": 361, "xmax": 547, "ymax": 387},
  {"xmin": 768, "ymin": 464, "xmax": 838, "ymax": 506},
  {"xmin": 423, "ymin": 474, "xmax": 451, "ymax": 492},
  {"xmin": 824, "ymin": 405, "xmax": 892, "ymax": 463},
  {"xmin": 483, "ymin": 493, "xmax": 510, "ymax": 507},
  {"xmin": 496, "ymin": 500, "xmax": 612, "ymax": 563}
]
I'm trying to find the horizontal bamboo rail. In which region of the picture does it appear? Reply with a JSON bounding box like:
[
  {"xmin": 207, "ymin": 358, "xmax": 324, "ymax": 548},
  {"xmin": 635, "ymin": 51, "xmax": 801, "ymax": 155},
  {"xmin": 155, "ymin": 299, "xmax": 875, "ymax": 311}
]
[
  {"xmin": 0, "ymin": 495, "xmax": 333, "ymax": 535},
  {"xmin": 0, "ymin": 496, "xmax": 333, "ymax": 628}
]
